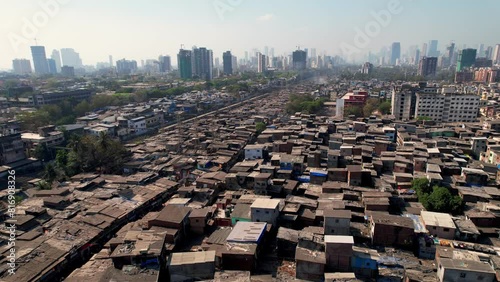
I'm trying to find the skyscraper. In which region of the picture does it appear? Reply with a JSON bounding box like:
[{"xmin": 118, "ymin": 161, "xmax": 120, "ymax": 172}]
[
  {"xmin": 158, "ymin": 55, "xmax": 171, "ymax": 73},
  {"xmin": 12, "ymin": 59, "xmax": 32, "ymax": 75},
  {"xmin": 109, "ymin": 55, "xmax": 114, "ymax": 68},
  {"xmin": 493, "ymin": 44, "xmax": 500, "ymax": 64},
  {"xmin": 51, "ymin": 50, "xmax": 62, "ymax": 72},
  {"xmin": 257, "ymin": 52, "xmax": 266, "ymax": 73},
  {"xmin": 390, "ymin": 42, "xmax": 401, "ymax": 65},
  {"xmin": 428, "ymin": 40, "xmax": 439, "ymax": 57},
  {"xmin": 292, "ymin": 50, "xmax": 307, "ymax": 70},
  {"xmin": 478, "ymin": 44, "xmax": 485, "ymax": 58},
  {"xmin": 456, "ymin": 49, "xmax": 477, "ymax": 71},
  {"xmin": 116, "ymin": 59, "xmax": 137, "ymax": 75},
  {"xmin": 177, "ymin": 49, "xmax": 193, "ymax": 79},
  {"xmin": 47, "ymin": 59, "xmax": 57, "ymax": 74},
  {"xmin": 192, "ymin": 47, "xmax": 213, "ymax": 80},
  {"xmin": 414, "ymin": 49, "xmax": 421, "ymax": 66},
  {"xmin": 422, "ymin": 43, "xmax": 428, "ymax": 59},
  {"xmin": 223, "ymin": 51, "xmax": 233, "ymax": 75},
  {"xmin": 30, "ymin": 46, "xmax": 49, "ymax": 74},
  {"xmin": 418, "ymin": 57, "xmax": 437, "ymax": 77},
  {"xmin": 60, "ymin": 48, "xmax": 82, "ymax": 68}
]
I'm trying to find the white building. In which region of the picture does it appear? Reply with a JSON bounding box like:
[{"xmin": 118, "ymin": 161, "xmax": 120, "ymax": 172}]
[
  {"xmin": 244, "ymin": 144, "xmax": 267, "ymax": 160},
  {"xmin": 250, "ymin": 198, "xmax": 280, "ymax": 225},
  {"xmin": 414, "ymin": 88, "xmax": 480, "ymax": 123},
  {"xmin": 420, "ymin": 211, "xmax": 456, "ymax": 240}
]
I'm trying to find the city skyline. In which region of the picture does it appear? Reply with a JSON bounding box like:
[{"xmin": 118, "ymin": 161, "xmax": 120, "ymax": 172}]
[{"xmin": 1, "ymin": 0, "xmax": 500, "ymax": 70}]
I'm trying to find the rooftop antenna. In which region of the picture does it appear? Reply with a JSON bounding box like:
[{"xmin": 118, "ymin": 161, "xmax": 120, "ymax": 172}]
[
  {"xmin": 34, "ymin": 38, "xmax": 38, "ymax": 45},
  {"xmin": 181, "ymin": 44, "xmax": 185, "ymax": 49}
]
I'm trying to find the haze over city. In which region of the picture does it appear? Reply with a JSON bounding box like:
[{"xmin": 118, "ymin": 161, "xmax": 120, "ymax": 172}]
[
  {"xmin": 1, "ymin": 0, "xmax": 499, "ymax": 69},
  {"xmin": 3, "ymin": 1, "xmax": 500, "ymax": 282}
]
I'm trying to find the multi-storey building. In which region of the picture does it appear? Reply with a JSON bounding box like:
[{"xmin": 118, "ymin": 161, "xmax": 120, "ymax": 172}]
[
  {"xmin": 30, "ymin": 46, "xmax": 49, "ymax": 75},
  {"xmin": 415, "ymin": 88, "xmax": 480, "ymax": 123},
  {"xmin": 177, "ymin": 49, "xmax": 193, "ymax": 79},
  {"xmin": 12, "ymin": 59, "xmax": 32, "ymax": 75},
  {"xmin": 418, "ymin": 57, "xmax": 437, "ymax": 77}
]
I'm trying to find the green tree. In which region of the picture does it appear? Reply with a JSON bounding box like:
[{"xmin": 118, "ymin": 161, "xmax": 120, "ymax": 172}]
[
  {"xmin": 36, "ymin": 180, "xmax": 52, "ymax": 190},
  {"xmin": 378, "ymin": 101, "xmax": 392, "ymax": 115},
  {"xmin": 411, "ymin": 178, "xmax": 431, "ymax": 194},
  {"xmin": 43, "ymin": 163, "xmax": 58, "ymax": 183},
  {"xmin": 344, "ymin": 105, "xmax": 363, "ymax": 118},
  {"xmin": 74, "ymin": 100, "xmax": 92, "ymax": 116},
  {"xmin": 34, "ymin": 143, "xmax": 52, "ymax": 161},
  {"xmin": 255, "ymin": 122, "xmax": 266, "ymax": 135},
  {"xmin": 363, "ymin": 98, "xmax": 380, "ymax": 117}
]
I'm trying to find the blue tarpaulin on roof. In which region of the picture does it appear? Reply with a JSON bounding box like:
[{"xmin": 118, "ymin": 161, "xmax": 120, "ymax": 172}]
[{"xmin": 297, "ymin": 176, "xmax": 310, "ymax": 183}]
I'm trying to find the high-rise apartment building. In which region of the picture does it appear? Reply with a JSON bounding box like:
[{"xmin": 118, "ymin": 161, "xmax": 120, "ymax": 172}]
[
  {"xmin": 392, "ymin": 86, "xmax": 480, "ymax": 123},
  {"xmin": 192, "ymin": 47, "xmax": 213, "ymax": 80},
  {"xmin": 177, "ymin": 49, "xmax": 193, "ymax": 79},
  {"xmin": 257, "ymin": 52, "xmax": 266, "ymax": 73},
  {"xmin": 158, "ymin": 55, "xmax": 171, "ymax": 73},
  {"xmin": 292, "ymin": 50, "xmax": 307, "ymax": 70},
  {"xmin": 456, "ymin": 49, "xmax": 477, "ymax": 71},
  {"xmin": 390, "ymin": 42, "xmax": 401, "ymax": 65},
  {"xmin": 31, "ymin": 46, "xmax": 49, "ymax": 74},
  {"xmin": 418, "ymin": 57, "xmax": 437, "ymax": 77},
  {"xmin": 51, "ymin": 50, "xmax": 62, "ymax": 72},
  {"xmin": 223, "ymin": 51, "xmax": 233, "ymax": 75},
  {"xmin": 12, "ymin": 59, "xmax": 32, "ymax": 75},
  {"xmin": 428, "ymin": 40, "xmax": 439, "ymax": 57},
  {"xmin": 47, "ymin": 59, "xmax": 57, "ymax": 74},
  {"xmin": 116, "ymin": 59, "xmax": 138, "ymax": 75},
  {"xmin": 493, "ymin": 44, "xmax": 500, "ymax": 64},
  {"xmin": 60, "ymin": 48, "xmax": 83, "ymax": 68}
]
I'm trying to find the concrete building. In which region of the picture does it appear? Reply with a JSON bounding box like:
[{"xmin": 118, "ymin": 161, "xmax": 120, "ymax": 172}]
[
  {"xmin": 257, "ymin": 52, "xmax": 266, "ymax": 73},
  {"xmin": 60, "ymin": 48, "xmax": 83, "ymax": 68},
  {"xmin": 250, "ymin": 198, "xmax": 280, "ymax": 225},
  {"xmin": 168, "ymin": 251, "xmax": 216, "ymax": 281},
  {"xmin": 414, "ymin": 88, "xmax": 480, "ymax": 123},
  {"xmin": 292, "ymin": 50, "xmax": 307, "ymax": 70},
  {"xmin": 420, "ymin": 211, "xmax": 456, "ymax": 240},
  {"xmin": 437, "ymin": 257, "xmax": 496, "ymax": 282},
  {"xmin": 178, "ymin": 49, "xmax": 193, "ymax": 79},
  {"xmin": 391, "ymin": 42, "xmax": 401, "ymax": 65},
  {"xmin": 471, "ymin": 137, "xmax": 487, "ymax": 159},
  {"xmin": 244, "ymin": 144, "xmax": 267, "ymax": 160},
  {"xmin": 418, "ymin": 57, "xmax": 438, "ymax": 77},
  {"xmin": 158, "ymin": 55, "xmax": 171, "ymax": 73},
  {"xmin": 61, "ymin": 66, "xmax": 75, "ymax": 77},
  {"xmin": 192, "ymin": 47, "xmax": 214, "ymax": 80},
  {"xmin": 0, "ymin": 133, "xmax": 26, "ymax": 165},
  {"xmin": 116, "ymin": 59, "xmax": 138, "ymax": 75},
  {"xmin": 295, "ymin": 247, "xmax": 326, "ymax": 282},
  {"xmin": 223, "ymin": 51, "xmax": 233, "ymax": 75},
  {"xmin": 30, "ymin": 46, "xmax": 49, "ymax": 75},
  {"xmin": 47, "ymin": 58, "xmax": 57, "ymax": 74},
  {"xmin": 12, "ymin": 59, "xmax": 32, "ymax": 75},
  {"xmin": 21, "ymin": 125, "xmax": 64, "ymax": 149},
  {"xmin": 51, "ymin": 49, "xmax": 62, "ymax": 72},
  {"xmin": 370, "ymin": 212, "xmax": 415, "ymax": 247},
  {"xmin": 324, "ymin": 210, "xmax": 351, "ymax": 235},
  {"xmin": 324, "ymin": 235, "xmax": 354, "ymax": 272},
  {"xmin": 456, "ymin": 48, "xmax": 477, "ymax": 71}
]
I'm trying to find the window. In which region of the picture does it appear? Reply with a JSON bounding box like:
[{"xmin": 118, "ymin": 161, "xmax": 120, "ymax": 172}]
[
  {"xmin": 460, "ymin": 273, "xmax": 466, "ymax": 278},
  {"xmin": 265, "ymin": 211, "xmax": 269, "ymax": 214},
  {"xmin": 443, "ymin": 228, "xmax": 449, "ymax": 232},
  {"xmin": 256, "ymin": 210, "xmax": 260, "ymax": 213}
]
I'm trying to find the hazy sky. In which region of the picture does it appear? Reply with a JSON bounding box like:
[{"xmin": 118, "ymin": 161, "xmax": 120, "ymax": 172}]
[{"xmin": 1, "ymin": 0, "xmax": 499, "ymax": 69}]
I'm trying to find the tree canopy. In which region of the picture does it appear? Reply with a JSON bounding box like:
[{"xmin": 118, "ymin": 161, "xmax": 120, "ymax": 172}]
[
  {"xmin": 411, "ymin": 178, "xmax": 464, "ymax": 214},
  {"xmin": 286, "ymin": 94, "xmax": 326, "ymax": 114}
]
